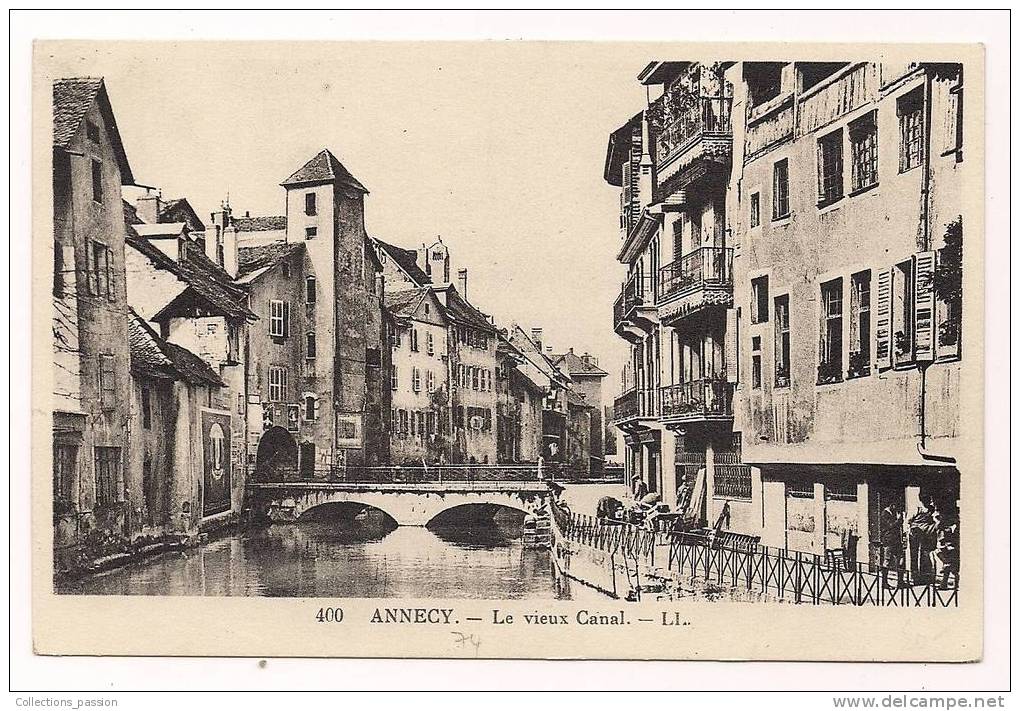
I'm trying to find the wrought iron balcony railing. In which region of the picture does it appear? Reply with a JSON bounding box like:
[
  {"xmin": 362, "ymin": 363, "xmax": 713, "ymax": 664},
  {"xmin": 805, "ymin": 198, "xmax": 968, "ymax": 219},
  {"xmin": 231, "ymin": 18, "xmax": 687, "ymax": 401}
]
[
  {"xmin": 658, "ymin": 246, "xmax": 733, "ymax": 303},
  {"xmin": 613, "ymin": 386, "xmax": 658, "ymax": 422},
  {"xmin": 647, "ymin": 92, "xmax": 732, "ymax": 168},
  {"xmin": 659, "ymin": 378, "xmax": 733, "ymax": 420},
  {"xmin": 613, "ymin": 273, "xmax": 655, "ymax": 331}
]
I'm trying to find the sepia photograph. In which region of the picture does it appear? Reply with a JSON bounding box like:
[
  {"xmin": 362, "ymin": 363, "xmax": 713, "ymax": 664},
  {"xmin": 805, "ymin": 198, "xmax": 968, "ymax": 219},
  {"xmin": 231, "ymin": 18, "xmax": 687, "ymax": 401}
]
[{"xmin": 24, "ymin": 24, "xmax": 995, "ymax": 671}]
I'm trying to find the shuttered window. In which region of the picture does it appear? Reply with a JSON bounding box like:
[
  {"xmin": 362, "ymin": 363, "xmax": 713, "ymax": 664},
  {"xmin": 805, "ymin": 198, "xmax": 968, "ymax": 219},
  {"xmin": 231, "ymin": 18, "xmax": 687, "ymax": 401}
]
[
  {"xmin": 913, "ymin": 251, "xmax": 936, "ymax": 362},
  {"xmin": 874, "ymin": 268, "xmax": 894, "ymax": 370},
  {"xmin": 269, "ymin": 300, "xmax": 290, "ymax": 338}
]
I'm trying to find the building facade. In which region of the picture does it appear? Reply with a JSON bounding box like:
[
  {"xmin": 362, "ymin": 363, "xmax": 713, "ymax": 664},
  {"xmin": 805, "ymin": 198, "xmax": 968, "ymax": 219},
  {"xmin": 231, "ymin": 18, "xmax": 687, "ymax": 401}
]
[
  {"xmin": 51, "ymin": 78, "xmax": 136, "ymax": 568},
  {"xmin": 606, "ymin": 61, "xmax": 740, "ymax": 514},
  {"xmin": 236, "ymin": 149, "xmax": 390, "ymax": 474},
  {"xmin": 605, "ymin": 60, "xmax": 968, "ymax": 576},
  {"xmin": 727, "ymin": 61, "xmax": 966, "ymax": 563},
  {"xmin": 385, "ymin": 286, "xmax": 450, "ymax": 464}
]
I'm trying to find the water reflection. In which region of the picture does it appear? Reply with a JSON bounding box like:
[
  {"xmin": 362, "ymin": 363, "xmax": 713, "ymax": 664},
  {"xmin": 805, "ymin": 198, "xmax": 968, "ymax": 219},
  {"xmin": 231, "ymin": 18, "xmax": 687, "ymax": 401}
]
[{"xmin": 56, "ymin": 509, "xmax": 595, "ymax": 600}]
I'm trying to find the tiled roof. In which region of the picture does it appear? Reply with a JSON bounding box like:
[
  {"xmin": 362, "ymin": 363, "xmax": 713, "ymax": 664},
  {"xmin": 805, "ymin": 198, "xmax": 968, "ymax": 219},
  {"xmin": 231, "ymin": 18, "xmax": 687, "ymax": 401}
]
[
  {"xmin": 237, "ymin": 241, "xmax": 305, "ymax": 278},
  {"xmin": 128, "ymin": 309, "xmax": 224, "ymax": 386},
  {"xmin": 233, "ymin": 215, "xmax": 287, "ymax": 232},
  {"xmin": 127, "ymin": 233, "xmax": 256, "ymax": 322},
  {"xmin": 384, "ymin": 287, "xmax": 428, "ymax": 316},
  {"xmin": 373, "ymin": 237, "xmax": 431, "ymax": 286},
  {"xmin": 508, "ymin": 325, "xmax": 570, "ymax": 385},
  {"xmin": 53, "ymin": 77, "xmax": 133, "ymax": 184},
  {"xmin": 281, "ymin": 149, "xmax": 368, "ymax": 193},
  {"xmin": 552, "ymin": 350, "xmax": 609, "ymax": 377},
  {"xmin": 159, "ymin": 198, "xmax": 206, "ymax": 232},
  {"xmin": 441, "ymin": 285, "xmax": 494, "ymax": 333}
]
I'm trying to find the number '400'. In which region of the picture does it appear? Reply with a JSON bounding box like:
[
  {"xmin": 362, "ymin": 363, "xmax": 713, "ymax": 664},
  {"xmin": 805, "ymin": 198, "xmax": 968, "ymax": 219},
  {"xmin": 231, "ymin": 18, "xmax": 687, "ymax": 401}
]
[{"xmin": 316, "ymin": 607, "xmax": 344, "ymax": 623}]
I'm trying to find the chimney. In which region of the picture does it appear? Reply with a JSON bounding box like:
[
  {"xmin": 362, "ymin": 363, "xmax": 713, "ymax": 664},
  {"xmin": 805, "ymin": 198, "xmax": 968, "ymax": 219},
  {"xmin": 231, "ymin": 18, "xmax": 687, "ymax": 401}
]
[
  {"xmin": 457, "ymin": 268, "xmax": 468, "ymax": 300},
  {"xmin": 206, "ymin": 200, "xmax": 237, "ymax": 277},
  {"xmin": 418, "ymin": 242, "xmax": 429, "ymax": 276},
  {"xmin": 135, "ymin": 190, "xmax": 162, "ymax": 224},
  {"xmin": 531, "ymin": 327, "xmax": 543, "ymax": 352}
]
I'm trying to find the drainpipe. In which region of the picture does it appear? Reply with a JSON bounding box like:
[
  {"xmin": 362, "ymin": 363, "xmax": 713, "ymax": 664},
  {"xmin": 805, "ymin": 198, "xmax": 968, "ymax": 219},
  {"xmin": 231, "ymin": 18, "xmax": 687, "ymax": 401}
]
[{"xmin": 914, "ymin": 66, "xmax": 955, "ymax": 467}]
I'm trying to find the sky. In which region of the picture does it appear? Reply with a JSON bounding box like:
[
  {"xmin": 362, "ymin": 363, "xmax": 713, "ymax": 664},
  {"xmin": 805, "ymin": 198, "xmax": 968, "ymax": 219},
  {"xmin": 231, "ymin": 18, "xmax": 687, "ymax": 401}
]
[{"xmin": 46, "ymin": 41, "xmax": 652, "ymax": 394}]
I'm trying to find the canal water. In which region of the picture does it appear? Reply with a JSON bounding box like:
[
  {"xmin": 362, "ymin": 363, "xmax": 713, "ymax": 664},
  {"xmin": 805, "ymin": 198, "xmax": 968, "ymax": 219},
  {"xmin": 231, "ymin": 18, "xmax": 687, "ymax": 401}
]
[{"xmin": 56, "ymin": 510, "xmax": 601, "ymax": 600}]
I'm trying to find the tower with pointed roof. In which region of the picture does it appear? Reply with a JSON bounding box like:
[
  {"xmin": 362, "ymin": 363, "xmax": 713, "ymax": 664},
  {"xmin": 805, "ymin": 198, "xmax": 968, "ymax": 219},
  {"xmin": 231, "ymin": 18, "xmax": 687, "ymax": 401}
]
[{"xmin": 277, "ymin": 149, "xmax": 388, "ymax": 466}]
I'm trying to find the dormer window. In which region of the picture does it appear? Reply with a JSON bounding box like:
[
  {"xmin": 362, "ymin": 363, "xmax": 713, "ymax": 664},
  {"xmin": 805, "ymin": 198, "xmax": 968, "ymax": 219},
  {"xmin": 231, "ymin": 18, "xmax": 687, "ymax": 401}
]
[{"xmin": 305, "ymin": 192, "xmax": 317, "ymax": 216}]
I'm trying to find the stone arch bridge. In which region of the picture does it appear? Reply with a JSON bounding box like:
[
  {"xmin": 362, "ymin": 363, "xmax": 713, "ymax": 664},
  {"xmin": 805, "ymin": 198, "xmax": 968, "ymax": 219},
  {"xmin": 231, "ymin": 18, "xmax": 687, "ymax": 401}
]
[{"xmin": 247, "ymin": 480, "xmax": 552, "ymax": 527}]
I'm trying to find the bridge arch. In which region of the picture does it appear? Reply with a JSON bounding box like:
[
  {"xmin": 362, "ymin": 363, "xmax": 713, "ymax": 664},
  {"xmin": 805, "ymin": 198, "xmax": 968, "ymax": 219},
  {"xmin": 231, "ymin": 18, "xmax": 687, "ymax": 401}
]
[
  {"xmin": 298, "ymin": 500, "xmax": 399, "ymax": 527},
  {"xmin": 424, "ymin": 501, "xmax": 535, "ymax": 528},
  {"xmin": 250, "ymin": 483, "xmax": 550, "ymax": 527}
]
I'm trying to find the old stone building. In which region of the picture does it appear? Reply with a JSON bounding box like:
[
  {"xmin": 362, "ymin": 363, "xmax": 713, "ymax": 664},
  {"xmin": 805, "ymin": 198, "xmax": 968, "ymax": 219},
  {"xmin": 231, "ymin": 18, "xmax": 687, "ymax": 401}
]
[
  {"xmin": 385, "ymin": 286, "xmax": 450, "ymax": 464},
  {"xmin": 126, "ymin": 309, "xmax": 228, "ymax": 539},
  {"xmin": 552, "ymin": 349, "xmax": 609, "ymax": 472},
  {"xmin": 604, "ymin": 60, "xmax": 968, "ymax": 575},
  {"xmin": 51, "ymin": 78, "xmax": 136, "ymax": 568},
  {"xmin": 124, "ymin": 198, "xmax": 256, "ymax": 526},
  {"xmin": 726, "ymin": 61, "xmax": 966, "ymax": 563},
  {"xmin": 235, "ymin": 149, "xmax": 390, "ymax": 474}
]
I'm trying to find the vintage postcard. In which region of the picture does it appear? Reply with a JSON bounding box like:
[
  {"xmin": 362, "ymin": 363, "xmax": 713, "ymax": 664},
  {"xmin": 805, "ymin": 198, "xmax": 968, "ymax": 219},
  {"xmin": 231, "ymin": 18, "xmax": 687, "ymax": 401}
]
[{"xmin": 31, "ymin": 40, "xmax": 984, "ymax": 661}]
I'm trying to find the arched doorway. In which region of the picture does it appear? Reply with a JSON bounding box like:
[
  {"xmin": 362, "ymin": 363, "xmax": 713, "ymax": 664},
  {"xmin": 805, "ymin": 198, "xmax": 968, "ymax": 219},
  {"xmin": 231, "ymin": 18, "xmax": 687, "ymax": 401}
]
[{"xmin": 255, "ymin": 426, "xmax": 298, "ymax": 481}]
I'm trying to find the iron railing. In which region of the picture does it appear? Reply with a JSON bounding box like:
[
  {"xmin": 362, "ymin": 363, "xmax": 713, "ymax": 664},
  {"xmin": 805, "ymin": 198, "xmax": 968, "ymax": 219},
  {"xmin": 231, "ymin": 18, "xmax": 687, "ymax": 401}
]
[
  {"xmin": 659, "ymin": 379, "xmax": 733, "ymax": 419},
  {"xmin": 658, "ymin": 246, "xmax": 733, "ymax": 302},
  {"xmin": 613, "ymin": 387, "xmax": 658, "ymax": 421},
  {"xmin": 248, "ymin": 462, "xmax": 623, "ymax": 486},
  {"xmin": 668, "ymin": 532, "xmax": 959, "ymax": 607},
  {"xmin": 647, "ymin": 93, "xmax": 732, "ymax": 168},
  {"xmin": 613, "ymin": 273, "xmax": 655, "ymax": 331},
  {"xmin": 550, "ymin": 500, "xmax": 959, "ymax": 607},
  {"xmin": 712, "ymin": 464, "xmax": 753, "ymax": 500}
]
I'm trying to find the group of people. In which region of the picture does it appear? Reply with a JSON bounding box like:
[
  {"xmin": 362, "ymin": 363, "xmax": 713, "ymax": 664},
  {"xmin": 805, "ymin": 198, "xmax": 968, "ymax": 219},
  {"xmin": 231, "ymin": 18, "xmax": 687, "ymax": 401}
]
[{"xmin": 880, "ymin": 492, "xmax": 960, "ymax": 589}]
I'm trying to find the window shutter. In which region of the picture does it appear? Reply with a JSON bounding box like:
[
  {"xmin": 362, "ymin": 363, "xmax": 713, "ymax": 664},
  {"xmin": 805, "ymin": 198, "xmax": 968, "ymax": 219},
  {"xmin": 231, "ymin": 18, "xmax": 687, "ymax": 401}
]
[
  {"xmin": 816, "ymin": 139, "xmax": 825, "ymax": 201},
  {"xmin": 913, "ymin": 251, "xmax": 936, "ymax": 362},
  {"xmin": 725, "ymin": 308, "xmax": 739, "ymax": 383},
  {"xmin": 313, "ymin": 396, "xmax": 320, "ymax": 421},
  {"xmin": 875, "ymin": 268, "xmax": 893, "ymax": 370},
  {"xmin": 283, "ymin": 302, "xmax": 291, "ymax": 338}
]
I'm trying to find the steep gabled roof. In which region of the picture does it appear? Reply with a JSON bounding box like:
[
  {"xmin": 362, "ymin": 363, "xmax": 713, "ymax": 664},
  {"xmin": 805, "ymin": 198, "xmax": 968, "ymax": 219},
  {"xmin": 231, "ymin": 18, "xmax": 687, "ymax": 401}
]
[
  {"xmin": 281, "ymin": 148, "xmax": 367, "ymax": 193},
  {"xmin": 384, "ymin": 286, "xmax": 429, "ymax": 315},
  {"xmin": 508, "ymin": 324, "xmax": 571, "ymax": 386},
  {"xmin": 439, "ymin": 284, "xmax": 494, "ymax": 333},
  {"xmin": 236, "ymin": 241, "xmax": 305, "ymax": 279},
  {"xmin": 128, "ymin": 308, "xmax": 224, "ymax": 386},
  {"xmin": 552, "ymin": 350, "xmax": 609, "ymax": 378},
  {"xmin": 53, "ymin": 77, "xmax": 134, "ymax": 184},
  {"xmin": 372, "ymin": 237, "xmax": 431, "ymax": 286},
  {"xmin": 158, "ymin": 198, "xmax": 206, "ymax": 232},
  {"xmin": 127, "ymin": 233, "xmax": 256, "ymax": 322}
]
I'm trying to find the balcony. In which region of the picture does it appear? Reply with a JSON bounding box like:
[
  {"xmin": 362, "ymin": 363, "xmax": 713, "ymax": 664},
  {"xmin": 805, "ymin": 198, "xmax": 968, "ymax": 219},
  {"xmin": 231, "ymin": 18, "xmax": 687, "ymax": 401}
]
[
  {"xmin": 647, "ymin": 91, "xmax": 732, "ymax": 193},
  {"xmin": 613, "ymin": 387, "xmax": 657, "ymax": 425},
  {"xmin": 657, "ymin": 246, "xmax": 734, "ymax": 323},
  {"xmin": 659, "ymin": 379, "xmax": 734, "ymax": 424},
  {"xmin": 613, "ymin": 273, "xmax": 657, "ymax": 343}
]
